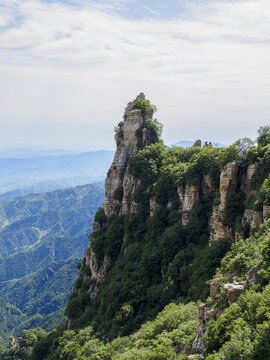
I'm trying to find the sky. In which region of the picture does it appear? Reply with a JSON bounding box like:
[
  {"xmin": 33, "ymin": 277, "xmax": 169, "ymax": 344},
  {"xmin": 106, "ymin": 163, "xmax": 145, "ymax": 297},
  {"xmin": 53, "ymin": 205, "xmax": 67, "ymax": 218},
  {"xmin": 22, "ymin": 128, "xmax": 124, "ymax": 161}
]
[{"xmin": 0, "ymin": 0, "xmax": 270, "ymax": 150}]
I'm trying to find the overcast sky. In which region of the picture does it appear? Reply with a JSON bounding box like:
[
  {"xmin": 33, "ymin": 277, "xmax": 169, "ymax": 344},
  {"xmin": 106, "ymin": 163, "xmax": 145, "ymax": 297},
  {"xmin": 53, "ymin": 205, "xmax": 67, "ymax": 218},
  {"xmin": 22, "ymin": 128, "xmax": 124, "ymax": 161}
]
[{"xmin": 0, "ymin": 0, "xmax": 269, "ymax": 150}]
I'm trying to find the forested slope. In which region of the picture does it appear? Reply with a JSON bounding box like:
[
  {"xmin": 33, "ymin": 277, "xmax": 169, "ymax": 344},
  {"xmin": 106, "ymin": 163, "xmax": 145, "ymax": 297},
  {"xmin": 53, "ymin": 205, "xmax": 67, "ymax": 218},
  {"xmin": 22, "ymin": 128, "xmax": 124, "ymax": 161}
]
[{"xmin": 2, "ymin": 95, "xmax": 270, "ymax": 359}]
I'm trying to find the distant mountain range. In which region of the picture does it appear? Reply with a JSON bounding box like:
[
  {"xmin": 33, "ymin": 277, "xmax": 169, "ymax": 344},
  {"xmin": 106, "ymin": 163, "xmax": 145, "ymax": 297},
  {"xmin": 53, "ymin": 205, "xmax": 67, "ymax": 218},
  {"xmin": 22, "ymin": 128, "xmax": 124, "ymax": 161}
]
[
  {"xmin": 0, "ymin": 183, "xmax": 104, "ymax": 345},
  {"xmin": 0, "ymin": 150, "xmax": 114, "ymax": 194},
  {"xmin": 172, "ymin": 140, "xmax": 227, "ymax": 148},
  {"xmin": 0, "ymin": 148, "xmax": 79, "ymax": 159}
]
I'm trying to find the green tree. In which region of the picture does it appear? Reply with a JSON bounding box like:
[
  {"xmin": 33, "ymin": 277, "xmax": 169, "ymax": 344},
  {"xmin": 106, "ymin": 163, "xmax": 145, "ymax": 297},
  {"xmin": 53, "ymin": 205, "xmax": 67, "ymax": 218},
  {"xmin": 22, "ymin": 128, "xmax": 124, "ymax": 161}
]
[{"xmin": 257, "ymin": 125, "xmax": 270, "ymax": 147}]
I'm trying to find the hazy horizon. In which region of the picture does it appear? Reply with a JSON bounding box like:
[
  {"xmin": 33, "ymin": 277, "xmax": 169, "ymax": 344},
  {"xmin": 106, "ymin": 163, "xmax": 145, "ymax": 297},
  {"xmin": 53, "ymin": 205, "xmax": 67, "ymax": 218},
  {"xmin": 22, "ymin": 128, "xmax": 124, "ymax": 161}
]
[{"xmin": 0, "ymin": 139, "xmax": 229, "ymax": 153}]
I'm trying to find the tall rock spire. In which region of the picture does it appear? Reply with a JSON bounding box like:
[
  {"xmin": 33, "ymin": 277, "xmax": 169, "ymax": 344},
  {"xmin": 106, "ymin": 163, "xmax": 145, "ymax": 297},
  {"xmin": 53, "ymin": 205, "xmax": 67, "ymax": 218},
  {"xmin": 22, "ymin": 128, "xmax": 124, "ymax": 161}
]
[
  {"xmin": 69, "ymin": 94, "xmax": 157, "ymax": 307},
  {"xmin": 104, "ymin": 93, "xmax": 154, "ymax": 216}
]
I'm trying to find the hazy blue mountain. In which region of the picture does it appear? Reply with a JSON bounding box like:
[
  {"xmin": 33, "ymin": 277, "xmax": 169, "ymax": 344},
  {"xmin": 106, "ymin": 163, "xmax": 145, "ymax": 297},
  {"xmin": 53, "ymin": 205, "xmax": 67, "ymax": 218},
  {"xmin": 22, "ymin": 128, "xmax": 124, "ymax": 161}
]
[
  {"xmin": 0, "ymin": 178, "xmax": 103, "ymax": 200},
  {"xmin": 172, "ymin": 140, "xmax": 227, "ymax": 148},
  {"xmin": 0, "ymin": 182, "xmax": 104, "ymax": 259},
  {"xmin": 0, "ymin": 183, "xmax": 104, "ymax": 344},
  {"xmin": 0, "ymin": 148, "xmax": 78, "ymax": 159},
  {"xmin": 0, "ymin": 150, "xmax": 114, "ymax": 194}
]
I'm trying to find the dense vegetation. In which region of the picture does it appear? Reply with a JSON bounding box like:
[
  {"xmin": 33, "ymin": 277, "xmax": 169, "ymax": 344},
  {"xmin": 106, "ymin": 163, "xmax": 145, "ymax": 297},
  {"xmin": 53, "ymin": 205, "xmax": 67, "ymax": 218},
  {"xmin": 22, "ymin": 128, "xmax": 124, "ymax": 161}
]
[
  {"xmin": 34, "ymin": 302, "xmax": 198, "ymax": 360},
  {"xmin": 204, "ymin": 218, "xmax": 270, "ymax": 360},
  {"xmin": 2, "ymin": 123, "xmax": 270, "ymax": 359},
  {"xmin": 28, "ymin": 217, "xmax": 270, "ymax": 360}
]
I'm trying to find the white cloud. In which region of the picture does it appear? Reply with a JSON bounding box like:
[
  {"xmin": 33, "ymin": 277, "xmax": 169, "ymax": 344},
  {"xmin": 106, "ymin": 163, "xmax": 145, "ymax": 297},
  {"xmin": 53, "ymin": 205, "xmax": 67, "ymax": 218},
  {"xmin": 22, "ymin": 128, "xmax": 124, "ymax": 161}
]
[{"xmin": 0, "ymin": 0, "xmax": 269, "ymax": 149}]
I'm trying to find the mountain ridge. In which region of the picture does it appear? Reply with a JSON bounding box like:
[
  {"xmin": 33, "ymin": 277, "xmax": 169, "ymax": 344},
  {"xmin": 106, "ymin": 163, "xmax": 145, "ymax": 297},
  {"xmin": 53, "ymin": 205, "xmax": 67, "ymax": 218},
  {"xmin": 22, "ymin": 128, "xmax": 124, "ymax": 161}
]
[{"xmin": 0, "ymin": 183, "xmax": 104, "ymax": 346}]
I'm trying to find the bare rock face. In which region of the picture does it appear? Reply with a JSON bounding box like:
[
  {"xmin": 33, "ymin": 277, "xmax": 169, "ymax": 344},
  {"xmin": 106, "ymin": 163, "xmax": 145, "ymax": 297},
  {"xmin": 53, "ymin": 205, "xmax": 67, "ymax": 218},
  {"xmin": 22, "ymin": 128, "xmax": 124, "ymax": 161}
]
[
  {"xmin": 263, "ymin": 205, "xmax": 270, "ymax": 219},
  {"xmin": 244, "ymin": 209, "xmax": 263, "ymax": 232},
  {"xmin": 87, "ymin": 254, "xmax": 111, "ymax": 300},
  {"xmin": 177, "ymin": 184, "xmax": 200, "ymax": 225},
  {"xmin": 192, "ymin": 275, "xmax": 225, "ymax": 355},
  {"xmin": 206, "ymin": 275, "xmax": 223, "ymax": 300},
  {"xmin": 202, "ymin": 175, "xmax": 213, "ymax": 197},
  {"xmin": 183, "ymin": 184, "xmax": 200, "ymax": 212},
  {"xmin": 247, "ymin": 163, "xmax": 259, "ymax": 181},
  {"xmin": 246, "ymin": 263, "xmax": 262, "ymax": 286},
  {"xmin": 209, "ymin": 162, "xmax": 238, "ymax": 244},
  {"xmin": 193, "ymin": 299, "xmax": 224, "ymax": 354},
  {"xmin": 104, "ymin": 93, "xmax": 153, "ymax": 217},
  {"xmin": 193, "ymin": 140, "xmax": 202, "ymax": 147},
  {"xmin": 209, "ymin": 204, "xmax": 233, "ymax": 244},
  {"xmin": 92, "ymin": 221, "xmax": 101, "ymax": 233},
  {"xmin": 220, "ymin": 161, "xmax": 238, "ymax": 204},
  {"xmin": 241, "ymin": 163, "xmax": 259, "ymax": 194},
  {"xmin": 224, "ymin": 282, "xmax": 245, "ymax": 305},
  {"xmin": 75, "ymin": 236, "xmax": 111, "ymax": 301}
]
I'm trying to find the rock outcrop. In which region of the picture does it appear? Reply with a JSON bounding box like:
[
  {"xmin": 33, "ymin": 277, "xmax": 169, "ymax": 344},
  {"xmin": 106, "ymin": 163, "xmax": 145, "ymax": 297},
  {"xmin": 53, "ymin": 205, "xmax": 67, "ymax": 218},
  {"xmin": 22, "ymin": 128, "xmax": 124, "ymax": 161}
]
[
  {"xmin": 208, "ymin": 161, "xmax": 264, "ymax": 243},
  {"xmin": 192, "ymin": 276, "xmax": 224, "ymax": 354},
  {"xmin": 241, "ymin": 163, "xmax": 259, "ymax": 194},
  {"xmin": 246, "ymin": 263, "xmax": 262, "ymax": 286},
  {"xmin": 206, "ymin": 275, "xmax": 223, "ymax": 300},
  {"xmin": 193, "ymin": 140, "xmax": 202, "ymax": 147},
  {"xmin": 263, "ymin": 205, "xmax": 270, "ymax": 219},
  {"xmin": 209, "ymin": 204, "xmax": 234, "ymax": 244},
  {"xmin": 192, "ymin": 260, "xmax": 262, "ymax": 357},
  {"xmin": 209, "ymin": 161, "xmax": 238, "ymax": 244},
  {"xmin": 104, "ymin": 93, "xmax": 153, "ymax": 217},
  {"xmin": 244, "ymin": 209, "xmax": 263, "ymax": 232},
  {"xmin": 72, "ymin": 93, "xmax": 156, "ymax": 304},
  {"xmin": 219, "ymin": 161, "xmax": 238, "ymax": 204},
  {"xmin": 178, "ymin": 184, "xmax": 200, "ymax": 225},
  {"xmin": 224, "ymin": 282, "xmax": 245, "ymax": 305}
]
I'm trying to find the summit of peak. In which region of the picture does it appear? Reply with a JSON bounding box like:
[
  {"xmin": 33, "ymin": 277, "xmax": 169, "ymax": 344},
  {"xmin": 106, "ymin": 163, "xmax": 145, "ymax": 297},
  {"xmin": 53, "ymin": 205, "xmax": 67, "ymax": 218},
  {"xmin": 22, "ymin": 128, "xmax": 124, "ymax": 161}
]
[{"xmin": 135, "ymin": 92, "xmax": 145, "ymax": 100}]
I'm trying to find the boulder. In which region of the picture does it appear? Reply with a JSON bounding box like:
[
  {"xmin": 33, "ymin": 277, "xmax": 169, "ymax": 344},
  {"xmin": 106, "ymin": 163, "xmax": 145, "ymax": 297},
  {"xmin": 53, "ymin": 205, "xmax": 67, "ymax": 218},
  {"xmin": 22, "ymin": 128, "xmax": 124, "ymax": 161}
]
[{"xmin": 224, "ymin": 283, "xmax": 245, "ymax": 305}]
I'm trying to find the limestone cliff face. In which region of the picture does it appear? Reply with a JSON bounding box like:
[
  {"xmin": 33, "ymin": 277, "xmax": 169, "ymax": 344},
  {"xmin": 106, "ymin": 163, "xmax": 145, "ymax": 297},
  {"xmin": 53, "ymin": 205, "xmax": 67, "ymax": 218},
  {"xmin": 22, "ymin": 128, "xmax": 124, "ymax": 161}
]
[
  {"xmin": 177, "ymin": 184, "xmax": 200, "ymax": 225},
  {"xmin": 72, "ymin": 93, "xmax": 155, "ymax": 304},
  {"xmin": 209, "ymin": 161, "xmax": 265, "ymax": 244},
  {"xmin": 209, "ymin": 161, "xmax": 238, "ymax": 244},
  {"xmin": 175, "ymin": 160, "xmax": 263, "ymax": 242},
  {"xmin": 104, "ymin": 93, "xmax": 153, "ymax": 217},
  {"xmin": 244, "ymin": 209, "xmax": 263, "ymax": 231},
  {"xmin": 219, "ymin": 161, "xmax": 238, "ymax": 204},
  {"xmin": 193, "ymin": 262, "xmax": 262, "ymax": 356}
]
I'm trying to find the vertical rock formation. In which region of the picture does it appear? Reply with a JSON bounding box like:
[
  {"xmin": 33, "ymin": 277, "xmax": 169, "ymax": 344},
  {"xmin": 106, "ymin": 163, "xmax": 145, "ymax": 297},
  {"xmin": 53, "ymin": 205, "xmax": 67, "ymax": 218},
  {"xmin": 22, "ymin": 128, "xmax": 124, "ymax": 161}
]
[
  {"xmin": 241, "ymin": 163, "xmax": 259, "ymax": 194},
  {"xmin": 219, "ymin": 161, "xmax": 238, "ymax": 204},
  {"xmin": 104, "ymin": 93, "xmax": 154, "ymax": 216},
  {"xmin": 73, "ymin": 93, "xmax": 156, "ymax": 304},
  {"xmin": 177, "ymin": 184, "xmax": 200, "ymax": 225},
  {"xmin": 209, "ymin": 161, "xmax": 238, "ymax": 244}
]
